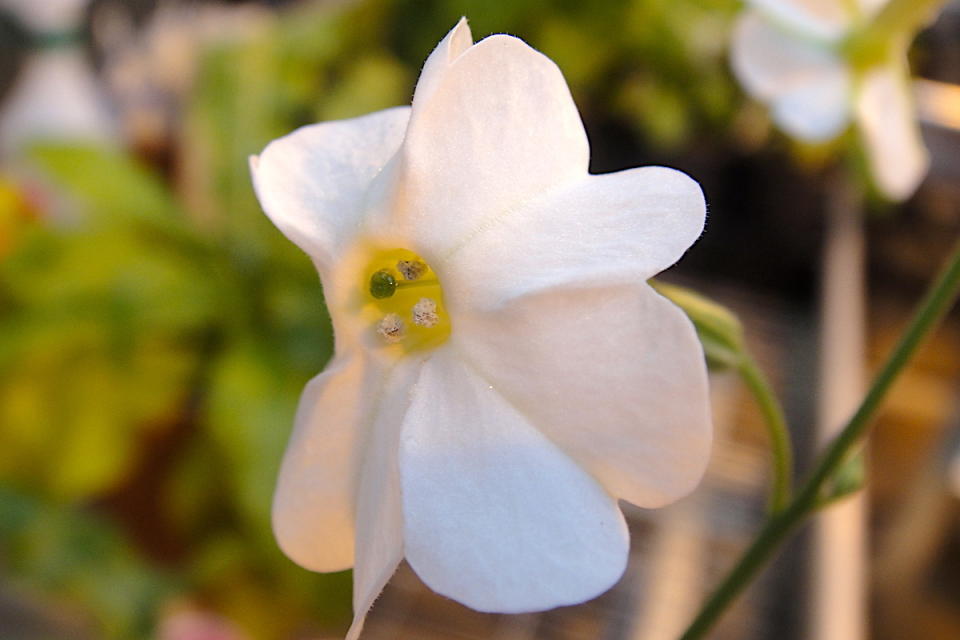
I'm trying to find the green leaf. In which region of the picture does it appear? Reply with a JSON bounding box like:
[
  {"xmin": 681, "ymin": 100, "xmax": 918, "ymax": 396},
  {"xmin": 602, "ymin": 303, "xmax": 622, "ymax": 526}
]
[
  {"xmin": 203, "ymin": 342, "xmax": 302, "ymax": 542},
  {"xmin": 317, "ymin": 53, "xmax": 411, "ymax": 122},
  {"xmin": 0, "ymin": 224, "xmax": 212, "ymax": 500},
  {"xmin": 0, "ymin": 487, "xmax": 175, "ymax": 639},
  {"xmin": 28, "ymin": 144, "xmax": 183, "ymax": 224}
]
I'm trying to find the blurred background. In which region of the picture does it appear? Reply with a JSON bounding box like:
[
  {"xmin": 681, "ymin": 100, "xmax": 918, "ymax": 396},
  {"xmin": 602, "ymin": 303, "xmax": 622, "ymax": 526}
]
[{"xmin": 1, "ymin": 0, "xmax": 959, "ymax": 638}]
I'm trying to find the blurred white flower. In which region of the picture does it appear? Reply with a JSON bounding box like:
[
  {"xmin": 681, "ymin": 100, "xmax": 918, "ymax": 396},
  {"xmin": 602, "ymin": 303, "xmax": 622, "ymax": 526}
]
[
  {"xmin": 731, "ymin": 0, "xmax": 932, "ymax": 200},
  {"xmin": 99, "ymin": 1, "xmax": 268, "ymax": 148},
  {"xmin": 251, "ymin": 19, "xmax": 711, "ymax": 639},
  {"xmin": 2, "ymin": 0, "xmax": 87, "ymax": 31},
  {"xmin": 0, "ymin": 0, "xmax": 115, "ymax": 157}
]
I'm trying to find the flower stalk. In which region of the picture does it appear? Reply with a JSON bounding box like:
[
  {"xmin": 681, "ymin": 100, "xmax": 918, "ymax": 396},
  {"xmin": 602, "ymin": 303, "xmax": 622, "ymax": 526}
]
[
  {"xmin": 737, "ymin": 352, "xmax": 792, "ymax": 513},
  {"xmin": 680, "ymin": 234, "xmax": 960, "ymax": 640},
  {"xmin": 843, "ymin": 0, "xmax": 947, "ymax": 68}
]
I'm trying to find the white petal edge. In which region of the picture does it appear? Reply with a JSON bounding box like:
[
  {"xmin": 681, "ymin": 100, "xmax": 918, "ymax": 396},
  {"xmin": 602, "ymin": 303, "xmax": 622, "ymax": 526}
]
[
  {"xmin": 345, "ymin": 358, "xmax": 423, "ymax": 640},
  {"xmin": 439, "ymin": 166, "xmax": 705, "ymax": 311},
  {"xmin": 399, "ymin": 348, "xmax": 629, "ymax": 613},
  {"xmin": 731, "ymin": 11, "xmax": 851, "ymax": 142},
  {"xmin": 386, "ymin": 33, "xmax": 589, "ymax": 258},
  {"xmin": 855, "ymin": 62, "xmax": 929, "ymax": 201},
  {"xmin": 272, "ymin": 355, "xmax": 368, "ymax": 572},
  {"xmin": 411, "ymin": 18, "xmax": 473, "ymax": 111},
  {"xmin": 250, "ymin": 106, "xmax": 410, "ymax": 270},
  {"xmin": 455, "ymin": 283, "xmax": 713, "ymax": 509}
]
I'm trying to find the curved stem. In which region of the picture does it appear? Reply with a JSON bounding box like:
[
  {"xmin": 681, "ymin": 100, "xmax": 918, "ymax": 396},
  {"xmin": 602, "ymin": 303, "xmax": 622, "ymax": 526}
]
[
  {"xmin": 843, "ymin": 0, "xmax": 946, "ymax": 67},
  {"xmin": 680, "ymin": 236, "xmax": 960, "ymax": 640},
  {"xmin": 858, "ymin": 0, "xmax": 945, "ymax": 44},
  {"xmin": 737, "ymin": 352, "xmax": 792, "ymax": 512}
]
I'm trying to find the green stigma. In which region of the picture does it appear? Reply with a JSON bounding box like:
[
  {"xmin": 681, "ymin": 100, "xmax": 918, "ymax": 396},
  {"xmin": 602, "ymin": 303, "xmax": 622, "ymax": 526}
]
[{"xmin": 369, "ymin": 269, "xmax": 398, "ymax": 299}]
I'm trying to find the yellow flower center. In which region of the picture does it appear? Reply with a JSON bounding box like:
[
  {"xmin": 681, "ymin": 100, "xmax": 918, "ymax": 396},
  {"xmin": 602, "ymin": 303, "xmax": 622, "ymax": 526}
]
[{"xmin": 360, "ymin": 248, "xmax": 451, "ymax": 353}]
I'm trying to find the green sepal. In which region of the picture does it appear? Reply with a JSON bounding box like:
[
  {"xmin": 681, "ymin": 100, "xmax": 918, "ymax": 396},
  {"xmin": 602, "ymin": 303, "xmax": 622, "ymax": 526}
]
[
  {"xmin": 651, "ymin": 280, "xmax": 745, "ymax": 370},
  {"xmin": 819, "ymin": 450, "xmax": 867, "ymax": 507}
]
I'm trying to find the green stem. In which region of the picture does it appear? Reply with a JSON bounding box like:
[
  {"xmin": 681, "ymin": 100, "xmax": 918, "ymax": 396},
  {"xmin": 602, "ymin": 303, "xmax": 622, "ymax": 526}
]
[
  {"xmin": 843, "ymin": 0, "xmax": 946, "ymax": 67},
  {"xmin": 737, "ymin": 352, "xmax": 792, "ymax": 512},
  {"xmin": 861, "ymin": 0, "xmax": 945, "ymax": 41},
  {"xmin": 680, "ymin": 236, "xmax": 960, "ymax": 640}
]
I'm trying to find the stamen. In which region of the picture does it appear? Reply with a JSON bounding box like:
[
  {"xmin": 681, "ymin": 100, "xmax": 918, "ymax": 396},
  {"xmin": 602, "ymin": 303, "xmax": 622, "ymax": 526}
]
[
  {"xmin": 412, "ymin": 297, "xmax": 440, "ymax": 328},
  {"xmin": 397, "ymin": 260, "xmax": 427, "ymax": 281},
  {"xmin": 377, "ymin": 313, "xmax": 405, "ymax": 343}
]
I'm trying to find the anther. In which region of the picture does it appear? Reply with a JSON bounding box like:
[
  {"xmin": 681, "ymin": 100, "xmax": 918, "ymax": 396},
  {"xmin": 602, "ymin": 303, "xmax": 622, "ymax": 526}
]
[
  {"xmin": 397, "ymin": 260, "xmax": 427, "ymax": 281},
  {"xmin": 412, "ymin": 297, "xmax": 440, "ymax": 328},
  {"xmin": 377, "ymin": 313, "xmax": 405, "ymax": 343},
  {"xmin": 369, "ymin": 269, "xmax": 397, "ymax": 299}
]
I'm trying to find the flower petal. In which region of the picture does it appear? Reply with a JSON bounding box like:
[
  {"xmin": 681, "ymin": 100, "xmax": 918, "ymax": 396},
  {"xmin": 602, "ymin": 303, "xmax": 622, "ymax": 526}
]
[
  {"xmin": 250, "ymin": 106, "xmax": 410, "ymax": 269},
  {"xmin": 399, "ymin": 348, "xmax": 629, "ymax": 613},
  {"xmin": 855, "ymin": 62, "xmax": 929, "ymax": 201},
  {"xmin": 456, "ymin": 283, "xmax": 712, "ymax": 509},
  {"xmin": 411, "ymin": 18, "xmax": 473, "ymax": 111},
  {"xmin": 770, "ymin": 73, "xmax": 851, "ymax": 142},
  {"xmin": 390, "ymin": 33, "xmax": 589, "ymax": 256},
  {"xmin": 346, "ymin": 358, "xmax": 423, "ymax": 640},
  {"xmin": 271, "ymin": 355, "xmax": 367, "ymax": 572},
  {"xmin": 747, "ymin": 0, "xmax": 852, "ymax": 40},
  {"xmin": 731, "ymin": 11, "xmax": 851, "ymax": 142},
  {"xmin": 439, "ymin": 166, "xmax": 705, "ymax": 311}
]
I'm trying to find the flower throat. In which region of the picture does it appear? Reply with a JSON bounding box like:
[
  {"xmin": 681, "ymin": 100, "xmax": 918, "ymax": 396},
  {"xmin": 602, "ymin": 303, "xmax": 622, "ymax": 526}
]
[{"xmin": 362, "ymin": 249, "xmax": 451, "ymax": 352}]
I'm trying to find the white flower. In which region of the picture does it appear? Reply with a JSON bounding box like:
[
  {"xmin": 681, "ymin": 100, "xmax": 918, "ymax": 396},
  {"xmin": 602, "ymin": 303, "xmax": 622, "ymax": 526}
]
[
  {"xmin": 250, "ymin": 19, "xmax": 711, "ymax": 639},
  {"xmin": 0, "ymin": 0, "xmax": 115, "ymax": 157},
  {"xmin": 730, "ymin": 0, "xmax": 930, "ymax": 200}
]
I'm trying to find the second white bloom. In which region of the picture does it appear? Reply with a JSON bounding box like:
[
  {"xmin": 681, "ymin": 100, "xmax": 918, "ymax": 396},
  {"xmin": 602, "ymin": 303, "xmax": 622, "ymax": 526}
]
[{"xmin": 731, "ymin": 0, "xmax": 931, "ymax": 200}]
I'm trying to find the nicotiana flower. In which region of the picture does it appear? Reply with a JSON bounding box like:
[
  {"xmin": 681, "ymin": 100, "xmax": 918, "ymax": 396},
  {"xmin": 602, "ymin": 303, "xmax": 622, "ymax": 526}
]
[
  {"xmin": 251, "ymin": 19, "xmax": 711, "ymax": 639},
  {"xmin": 730, "ymin": 0, "xmax": 932, "ymax": 200}
]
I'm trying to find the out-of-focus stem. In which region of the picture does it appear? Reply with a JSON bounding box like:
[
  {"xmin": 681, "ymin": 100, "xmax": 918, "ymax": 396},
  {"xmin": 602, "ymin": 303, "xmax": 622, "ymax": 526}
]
[
  {"xmin": 860, "ymin": 0, "xmax": 945, "ymax": 43},
  {"xmin": 843, "ymin": 0, "xmax": 946, "ymax": 67}
]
